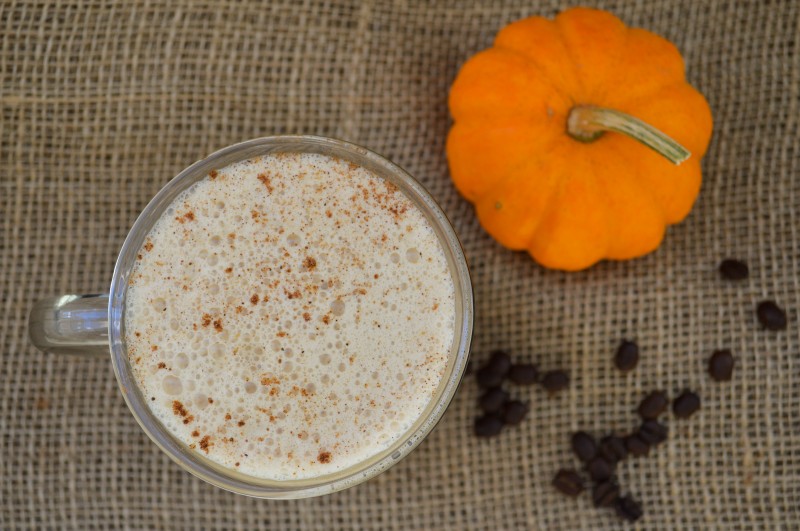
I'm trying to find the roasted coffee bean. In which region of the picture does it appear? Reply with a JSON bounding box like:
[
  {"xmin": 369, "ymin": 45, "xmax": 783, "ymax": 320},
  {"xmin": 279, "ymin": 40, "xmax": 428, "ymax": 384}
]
[
  {"xmin": 719, "ymin": 259, "xmax": 749, "ymax": 280},
  {"xmin": 673, "ymin": 390, "xmax": 701, "ymax": 419},
  {"xmin": 502, "ymin": 400, "xmax": 529, "ymax": 425},
  {"xmin": 508, "ymin": 363, "xmax": 538, "ymax": 385},
  {"xmin": 571, "ymin": 431, "xmax": 597, "ymax": 462},
  {"xmin": 587, "ymin": 456, "xmax": 614, "ymax": 482},
  {"xmin": 757, "ymin": 300, "xmax": 787, "ymax": 331},
  {"xmin": 476, "ymin": 350, "xmax": 512, "ymax": 388},
  {"xmin": 599, "ymin": 435, "xmax": 628, "ymax": 463},
  {"xmin": 709, "ymin": 349, "xmax": 735, "ymax": 381},
  {"xmin": 638, "ymin": 391, "xmax": 668, "ymax": 419},
  {"xmin": 639, "ymin": 420, "xmax": 668, "ymax": 446},
  {"xmin": 474, "ymin": 414, "xmax": 503, "ymax": 438},
  {"xmin": 616, "ymin": 496, "xmax": 643, "ymax": 522},
  {"xmin": 625, "ymin": 434, "xmax": 650, "ymax": 457},
  {"xmin": 478, "ymin": 387, "xmax": 509, "ymax": 413},
  {"xmin": 593, "ymin": 481, "xmax": 620, "ymax": 508},
  {"xmin": 552, "ymin": 469, "xmax": 584, "ymax": 497},
  {"xmin": 541, "ymin": 370, "xmax": 569, "ymax": 393},
  {"xmin": 614, "ymin": 340, "xmax": 639, "ymax": 372}
]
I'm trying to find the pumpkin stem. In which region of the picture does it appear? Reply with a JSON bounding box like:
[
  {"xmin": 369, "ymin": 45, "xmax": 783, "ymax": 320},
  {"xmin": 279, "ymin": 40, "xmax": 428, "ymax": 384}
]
[{"xmin": 567, "ymin": 105, "xmax": 691, "ymax": 165}]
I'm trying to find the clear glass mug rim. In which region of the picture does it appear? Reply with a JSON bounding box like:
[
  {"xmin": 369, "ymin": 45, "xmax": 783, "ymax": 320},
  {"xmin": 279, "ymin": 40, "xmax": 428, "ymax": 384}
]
[{"xmin": 94, "ymin": 135, "xmax": 475, "ymax": 499}]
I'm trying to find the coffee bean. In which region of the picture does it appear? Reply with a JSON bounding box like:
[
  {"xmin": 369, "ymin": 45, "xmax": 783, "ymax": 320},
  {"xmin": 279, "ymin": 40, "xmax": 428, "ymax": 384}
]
[
  {"xmin": 638, "ymin": 420, "xmax": 668, "ymax": 446},
  {"xmin": 638, "ymin": 391, "xmax": 668, "ymax": 419},
  {"xmin": 598, "ymin": 435, "xmax": 628, "ymax": 463},
  {"xmin": 478, "ymin": 387, "xmax": 509, "ymax": 413},
  {"xmin": 672, "ymin": 390, "xmax": 701, "ymax": 419},
  {"xmin": 757, "ymin": 300, "xmax": 787, "ymax": 331},
  {"xmin": 474, "ymin": 414, "xmax": 503, "ymax": 438},
  {"xmin": 614, "ymin": 340, "xmax": 639, "ymax": 372},
  {"xmin": 552, "ymin": 469, "xmax": 584, "ymax": 497},
  {"xmin": 502, "ymin": 400, "xmax": 529, "ymax": 425},
  {"xmin": 616, "ymin": 496, "xmax": 643, "ymax": 522},
  {"xmin": 508, "ymin": 363, "xmax": 538, "ymax": 385},
  {"xmin": 624, "ymin": 434, "xmax": 650, "ymax": 457},
  {"xmin": 719, "ymin": 259, "xmax": 749, "ymax": 280},
  {"xmin": 709, "ymin": 349, "xmax": 735, "ymax": 381},
  {"xmin": 593, "ymin": 481, "xmax": 620, "ymax": 508},
  {"xmin": 587, "ymin": 456, "xmax": 614, "ymax": 482},
  {"xmin": 476, "ymin": 350, "xmax": 512, "ymax": 388},
  {"xmin": 541, "ymin": 370, "xmax": 569, "ymax": 393},
  {"xmin": 571, "ymin": 431, "xmax": 597, "ymax": 462}
]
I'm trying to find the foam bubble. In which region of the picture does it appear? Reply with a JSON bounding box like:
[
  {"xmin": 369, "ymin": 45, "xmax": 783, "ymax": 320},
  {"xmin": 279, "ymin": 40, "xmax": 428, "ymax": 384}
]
[{"xmin": 162, "ymin": 375, "xmax": 183, "ymax": 395}]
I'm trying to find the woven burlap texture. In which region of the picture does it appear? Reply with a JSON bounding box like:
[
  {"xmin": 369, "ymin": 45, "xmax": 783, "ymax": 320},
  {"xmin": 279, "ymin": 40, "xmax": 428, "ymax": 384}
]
[{"xmin": 2, "ymin": 0, "xmax": 798, "ymax": 528}]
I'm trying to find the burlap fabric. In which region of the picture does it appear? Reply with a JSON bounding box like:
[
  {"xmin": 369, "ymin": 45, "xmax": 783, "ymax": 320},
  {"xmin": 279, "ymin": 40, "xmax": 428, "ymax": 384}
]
[{"xmin": 2, "ymin": 0, "xmax": 798, "ymax": 528}]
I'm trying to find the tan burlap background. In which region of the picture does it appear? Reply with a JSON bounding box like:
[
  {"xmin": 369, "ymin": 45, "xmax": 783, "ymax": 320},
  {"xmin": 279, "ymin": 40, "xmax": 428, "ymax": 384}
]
[{"xmin": 2, "ymin": 0, "xmax": 799, "ymax": 528}]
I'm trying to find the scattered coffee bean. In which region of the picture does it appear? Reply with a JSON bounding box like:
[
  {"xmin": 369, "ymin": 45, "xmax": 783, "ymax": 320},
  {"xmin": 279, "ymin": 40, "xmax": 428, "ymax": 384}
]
[
  {"xmin": 508, "ymin": 363, "xmax": 538, "ymax": 385},
  {"xmin": 719, "ymin": 258, "xmax": 749, "ymax": 281},
  {"xmin": 708, "ymin": 349, "xmax": 735, "ymax": 381},
  {"xmin": 541, "ymin": 370, "xmax": 569, "ymax": 393},
  {"xmin": 502, "ymin": 400, "xmax": 529, "ymax": 425},
  {"xmin": 478, "ymin": 387, "xmax": 509, "ymax": 413},
  {"xmin": 672, "ymin": 390, "xmax": 701, "ymax": 419},
  {"xmin": 614, "ymin": 340, "xmax": 639, "ymax": 373},
  {"xmin": 476, "ymin": 350, "xmax": 512, "ymax": 388},
  {"xmin": 592, "ymin": 480, "xmax": 620, "ymax": 508},
  {"xmin": 637, "ymin": 391, "xmax": 668, "ymax": 419},
  {"xmin": 616, "ymin": 496, "xmax": 643, "ymax": 522},
  {"xmin": 757, "ymin": 300, "xmax": 787, "ymax": 331},
  {"xmin": 552, "ymin": 469, "xmax": 584, "ymax": 497},
  {"xmin": 474, "ymin": 414, "xmax": 503, "ymax": 438},
  {"xmin": 638, "ymin": 420, "xmax": 668, "ymax": 446},
  {"xmin": 598, "ymin": 435, "xmax": 628, "ymax": 464},
  {"xmin": 624, "ymin": 434, "xmax": 650, "ymax": 457},
  {"xmin": 587, "ymin": 456, "xmax": 614, "ymax": 482},
  {"xmin": 571, "ymin": 431, "xmax": 597, "ymax": 462}
]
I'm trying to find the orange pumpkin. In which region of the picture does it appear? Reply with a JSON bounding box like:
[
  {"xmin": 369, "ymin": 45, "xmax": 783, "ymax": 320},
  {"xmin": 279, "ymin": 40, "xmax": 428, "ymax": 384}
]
[{"xmin": 447, "ymin": 7, "xmax": 713, "ymax": 270}]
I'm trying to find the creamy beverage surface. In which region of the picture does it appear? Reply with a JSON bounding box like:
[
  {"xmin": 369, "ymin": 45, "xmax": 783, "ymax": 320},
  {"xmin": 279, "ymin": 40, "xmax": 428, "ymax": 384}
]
[{"xmin": 125, "ymin": 152, "xmax": 456, "ymax": 480}]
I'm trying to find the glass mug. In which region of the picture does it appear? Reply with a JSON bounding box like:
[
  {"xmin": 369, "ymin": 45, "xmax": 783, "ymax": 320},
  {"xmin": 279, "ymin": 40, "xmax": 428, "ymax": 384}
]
[{"xmin": 28, "ymin": 136, "xmax": 473, "ymax": 499}]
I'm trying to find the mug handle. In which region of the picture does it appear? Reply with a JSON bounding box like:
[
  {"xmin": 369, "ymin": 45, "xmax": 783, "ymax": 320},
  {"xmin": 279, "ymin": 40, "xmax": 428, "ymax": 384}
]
[{"xmin": 29, "ymin": 294, "xmax": 109, "ymax": 357}]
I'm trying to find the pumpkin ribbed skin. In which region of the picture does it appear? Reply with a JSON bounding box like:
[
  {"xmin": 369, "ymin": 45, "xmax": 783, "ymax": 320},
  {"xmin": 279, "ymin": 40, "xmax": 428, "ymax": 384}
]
[{"xmin": 447, "ymin": 7, "xmax": 713, "ymax": 270}]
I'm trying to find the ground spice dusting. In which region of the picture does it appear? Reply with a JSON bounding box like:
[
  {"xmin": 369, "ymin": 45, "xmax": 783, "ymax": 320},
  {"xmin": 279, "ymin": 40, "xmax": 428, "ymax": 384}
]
[
  {"xmin": 199, "ymin": 436, "xmax": 212, "ymax": 453},
  {"xmin": 172, "ymin": 400, "xmax": 189, "ymax": 418},
  {"xmin": 257, "ymin": 173, "xmax": 274, "ymax": 193},
  {"xmin": 261, "ymin": 376, "xmax": 280, "ymax": 386}
]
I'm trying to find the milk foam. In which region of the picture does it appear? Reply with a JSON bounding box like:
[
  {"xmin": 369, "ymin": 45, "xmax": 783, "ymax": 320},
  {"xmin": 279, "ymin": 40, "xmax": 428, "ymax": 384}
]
[{"xmin": 125, "ymin": 153, "xmax": 456, "ymax": 480}]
